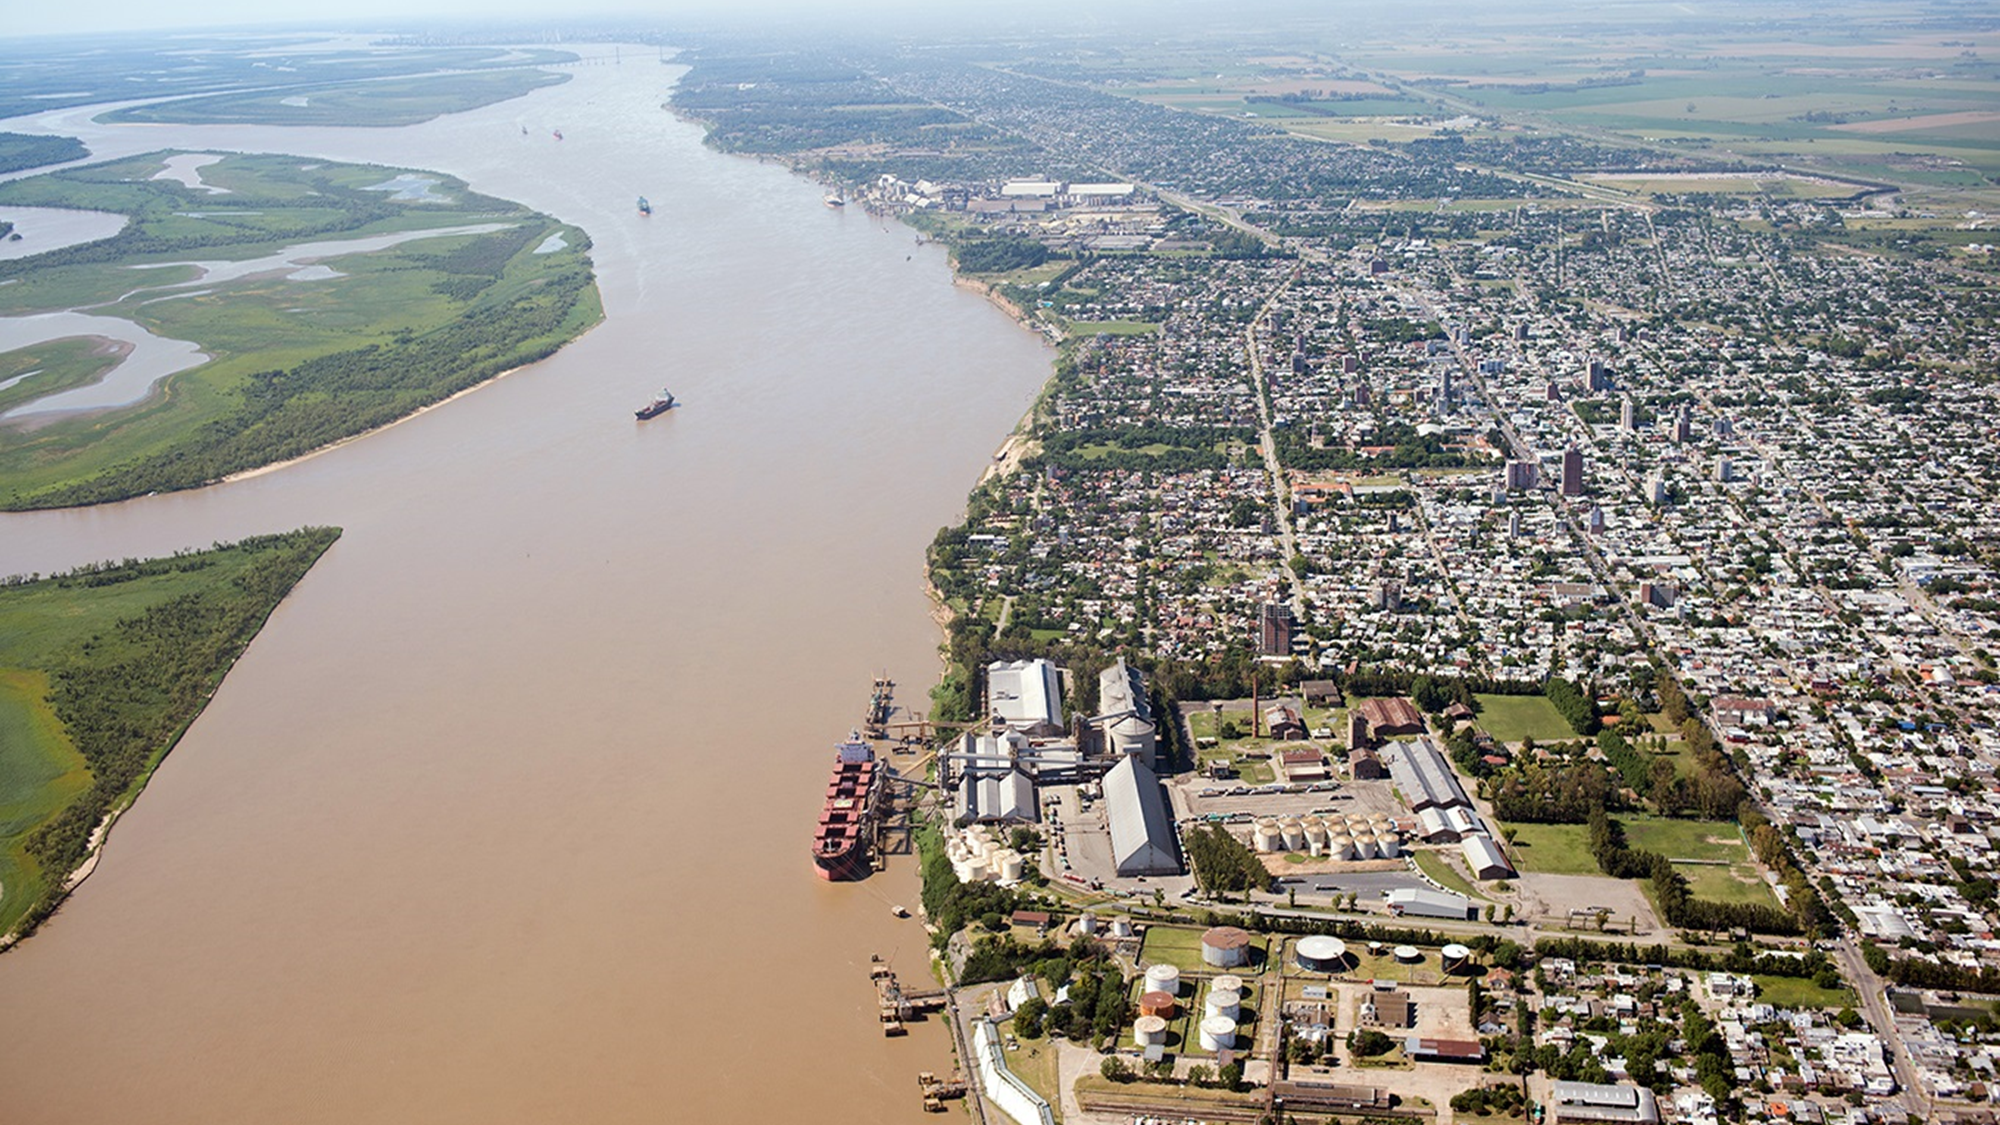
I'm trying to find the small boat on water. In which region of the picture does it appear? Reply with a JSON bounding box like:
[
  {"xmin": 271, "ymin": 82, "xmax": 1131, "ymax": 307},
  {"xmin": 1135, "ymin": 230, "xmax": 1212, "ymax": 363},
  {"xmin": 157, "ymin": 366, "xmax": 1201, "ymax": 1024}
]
[
  {"xmin": 552, "ymin": 129, "xmax": 564, "ymax": 141},
  {"xmin": 824, "ymin": 194, "xmax": 845, "ymax": 208},
  {"xmin": 635, "ymin": 389, "xmax": 676, "ymax": 419},
  {"xmin": 890, "ymin": 905, "xmax": 909, "ymax": 919},
  {"xmin": 637, "ymin": 196, "xmax": 652, "ymax": 216}
]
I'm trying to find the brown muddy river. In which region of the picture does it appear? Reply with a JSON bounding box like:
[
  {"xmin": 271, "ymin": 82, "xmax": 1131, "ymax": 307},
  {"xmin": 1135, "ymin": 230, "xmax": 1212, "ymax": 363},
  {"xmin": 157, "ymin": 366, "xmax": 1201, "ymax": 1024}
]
[{"xmin": 0, "ymin": 47, "xmax": 1049, "ymax": 1124}]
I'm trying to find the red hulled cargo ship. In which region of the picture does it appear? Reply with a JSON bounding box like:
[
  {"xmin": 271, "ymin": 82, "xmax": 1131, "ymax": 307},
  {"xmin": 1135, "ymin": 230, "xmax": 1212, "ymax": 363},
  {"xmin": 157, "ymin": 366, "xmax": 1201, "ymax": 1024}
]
[{"xmin": 813, "ymin": 734, "xmax": 883, "ymax": 881}]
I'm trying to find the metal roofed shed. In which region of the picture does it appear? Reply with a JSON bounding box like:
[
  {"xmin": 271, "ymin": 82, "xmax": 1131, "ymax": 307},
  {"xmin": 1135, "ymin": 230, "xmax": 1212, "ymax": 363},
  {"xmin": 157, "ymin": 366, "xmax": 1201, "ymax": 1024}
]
[
  {"xmin": 1097, "ymin": 659, "xmax": 1157, "ymax": 766},
  {"xmin": 1385, "ymin": 738, "xmax": 1470, "ymax": 812},
  {"xmin": 1385, "ymin": 887, "xmax": 1472, "ymax": 920},
  {"xmin": 1103, "ymin": 755, "xmax": 1181, "ymax": 876},
  {"xmin": 957, "ymin": 768, "xmax": 1038, "ymax": 825},
  {"xmin": 1461, "ymin": 833, "xmax": 1516, "ymax": 880},
  {"xmin": 1549, "ymin": 1081, "xmax": 1661, "ymax": 1124},
  {"xmin": 987, "ymin": 659, "xmax": 1063, "ymax": 734}
]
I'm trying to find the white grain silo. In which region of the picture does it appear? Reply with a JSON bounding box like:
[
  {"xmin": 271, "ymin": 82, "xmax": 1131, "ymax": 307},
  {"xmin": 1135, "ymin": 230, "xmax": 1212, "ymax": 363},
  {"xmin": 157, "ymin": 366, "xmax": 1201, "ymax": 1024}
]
[
  {"xmin": 996, "ymin": 852, "xmax": 1025, "ymax": 883},
  {"xmin": 1133, "ymin": 1015, "xmax": 1169, "ymax": 1048},
  {"xmin": 1352, "ymin": 833, "xmax": 1379, "ymax": 860},
  {"xmin": 1204, "ymin": 988, "xmax": 1241, "ymax": 1021},
  {"xmin": 1328, "ymin": 834, "xmax": 1355, "ymax": 861},
  {"xmin": 1253, "ymin": 819, "xmax": 1283, "ymax": 854},
  {"xmin": 1211, "ymin": 974, "xmax": 1245, "ymax": 996},
  {"xmin": 1145, "ymin": 963, "xmax": 1181, "ymax": 998},
  {"xmin": 1280, "ymin": 818, "xmax": 1305, "ymax": 852},
  {"xmin": 1376, "ymin": 830, "xmax": 1402, "ymax": 858},
  {"xmin": 1198, "ymin": 1015, "xmax": 1237, "ymax": 1052}
]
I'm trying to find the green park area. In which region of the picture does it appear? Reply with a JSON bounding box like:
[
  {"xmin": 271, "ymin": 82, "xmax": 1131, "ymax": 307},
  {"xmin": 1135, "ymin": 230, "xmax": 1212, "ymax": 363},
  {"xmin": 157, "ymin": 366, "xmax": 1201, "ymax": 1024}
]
[
  {"xmin": 1471, "ymin": 693, "xmax": 1574, "ymax": 744},
  {"xmin": 0, "ymin": 152, "xmax": 599, "ymax": 509},
  {"xmin": 1501, "ymin": 822, "xmax": 1599, "ymax": 876},
  {"xmin": 0, "ymin": 528, "xmax": 340, "ymax": 940},
  {"xmin": 1752, "ymin": 973, "xmax": 1856, "ymax": 1010},
  {"xmin": 1138, "ymin": 922, "xmax": 1270, "ymax": 974},
  {"xmin": 103, "ymin": 69, "xmax": 569, "ymax": 128}
]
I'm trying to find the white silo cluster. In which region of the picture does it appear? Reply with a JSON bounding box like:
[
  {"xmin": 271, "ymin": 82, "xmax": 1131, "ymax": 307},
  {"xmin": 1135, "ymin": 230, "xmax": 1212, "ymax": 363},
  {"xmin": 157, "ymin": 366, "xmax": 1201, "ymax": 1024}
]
[
  {"xmin": 1247, "ymin": 811, "xmax": 1400, "ymax": 859},
  {"xmin": 945, "ymin": 825, "xmax": 1028, "ymax": 887}
]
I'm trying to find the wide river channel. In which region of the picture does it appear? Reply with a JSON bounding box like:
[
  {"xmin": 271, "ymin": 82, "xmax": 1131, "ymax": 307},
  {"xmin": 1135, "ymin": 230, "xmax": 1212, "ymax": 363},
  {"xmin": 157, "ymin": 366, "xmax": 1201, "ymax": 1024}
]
[{"xmin": 0, "ymin": 48, "xmax": 1050, "ymax": 1124}]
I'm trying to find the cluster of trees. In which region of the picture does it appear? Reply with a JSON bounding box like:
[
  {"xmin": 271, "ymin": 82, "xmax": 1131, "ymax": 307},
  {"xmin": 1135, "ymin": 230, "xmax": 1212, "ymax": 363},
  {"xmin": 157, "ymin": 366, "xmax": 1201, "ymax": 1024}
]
[
  {"xmin": 1532, "ymin": 934, "xmax": 1836, "ymax": 980},
  {"xmin": 1184, "ymin": 824, "xmax": 1269, "ymax": 898},
  {"xmin": 1033, "ymin": 424, "xmax": 1251, "ymax": 474},
  {"xmin": 1275, "ymin": 421, "xmax": 1484, "ymax": 472},
  {"xmin": 1681, "ymin": 1001, "xmax": 1739, "ymax": 1107},
  {"xmin": 1545, "ymin": 677, "xmax": 1599, "ymax": 735},
  {"xmin": 919, "ymin": 826, "xmax": 1023, "ymax": 940},
  {"xmin": 0, "ymin": 132, "xmax": 86, "ymax": 175},
  {"xmin": 1490, "ymin": 759, "xmax": 1620, "ymax": 824},
  {"xmin": 1449, "ymin": 1083, "xmax": 1525, "ymax": 1115},
  {"xmin": 15, "ymin": 528, "xmax": 341, "ymax": 937},
  {"xmin": 954, "ymin": 236, "xmax": 1052, "ymax": 275}
]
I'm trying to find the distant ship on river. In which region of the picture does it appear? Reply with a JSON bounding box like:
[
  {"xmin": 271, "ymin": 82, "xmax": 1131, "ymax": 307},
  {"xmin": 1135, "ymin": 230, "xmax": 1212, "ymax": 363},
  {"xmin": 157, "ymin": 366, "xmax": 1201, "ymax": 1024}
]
[{"xmin": 635, "ymin": 389, "xmax": 676, "ymax": 419}]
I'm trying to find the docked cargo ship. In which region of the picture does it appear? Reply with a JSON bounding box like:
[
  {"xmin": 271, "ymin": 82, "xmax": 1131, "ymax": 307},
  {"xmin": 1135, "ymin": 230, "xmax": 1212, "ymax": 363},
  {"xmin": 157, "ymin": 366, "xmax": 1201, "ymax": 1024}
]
[{"xmin": 813, "ymin": 734, "xmax": 882, "ymax": 881}]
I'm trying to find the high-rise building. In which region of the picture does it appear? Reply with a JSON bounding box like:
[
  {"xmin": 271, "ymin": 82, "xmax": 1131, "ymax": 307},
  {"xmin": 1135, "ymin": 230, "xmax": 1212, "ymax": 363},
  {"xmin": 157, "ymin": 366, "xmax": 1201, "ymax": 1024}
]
[
  {"xmin": 1672, "ymin": 405, "xmax": 1692, "ymax": 444},
  {"xmin": 1258, "ymin": 603, "xmax": 1295, "ymax": 657},
  {"xmin": 1561, "ymin": 446, "xmax": 1585, "ymax": 497},
  {"xmin": 1505, "ymin": 459, "xmax": 1540, "ymax": 491},
  {"xmin": 1645, "ymin": 471, "xmax": 1668, "ymax": 507},
  {"xmin": 1619, "ymin": 398, "xmax": 1636, "ymax": 432}
]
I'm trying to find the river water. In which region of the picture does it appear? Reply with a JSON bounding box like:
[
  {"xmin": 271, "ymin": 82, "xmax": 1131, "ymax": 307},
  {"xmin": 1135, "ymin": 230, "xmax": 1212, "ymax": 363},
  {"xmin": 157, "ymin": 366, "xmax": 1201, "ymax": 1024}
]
[{"xmin": 0, "ymin": 49, "xmax": 1049, "ymax": 1124}]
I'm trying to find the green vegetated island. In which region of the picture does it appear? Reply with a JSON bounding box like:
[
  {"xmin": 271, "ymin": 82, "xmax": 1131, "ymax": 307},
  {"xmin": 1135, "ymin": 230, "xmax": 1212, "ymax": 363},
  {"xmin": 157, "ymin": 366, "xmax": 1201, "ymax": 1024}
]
[
  {"xmin": 102, "ymin": 68, "xmax": 570, "ymax": 128},
  {"xmin": 0, "ymin": 152, "xmax": 601, "ymax": 509},
  {"xmin": 0, "ymin": 527, "xmax": 340, "ymax": 943},
  {"xmin": 0, "ymin": 133, "xmax": 88, "ymax": 176}
]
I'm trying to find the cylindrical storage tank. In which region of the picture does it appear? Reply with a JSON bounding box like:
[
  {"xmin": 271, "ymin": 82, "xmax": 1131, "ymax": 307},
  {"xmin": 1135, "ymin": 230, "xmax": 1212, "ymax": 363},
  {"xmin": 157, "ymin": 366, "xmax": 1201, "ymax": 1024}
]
[
  {"xmin": 997, "ymin": 852, "xmax": 1025, "ymax": 882},
  {"xmin": 1138, "ymin": 991, "xmax": 1177, "ymax": 1019},
  {"xmin": 1376, "ymin": 832, "xmax": 1402, "ymax": 858},
  {"xmin": 1442, "ymin": 943, "xmax": 1472, "ymax": 973},
  {"xmin": 1296, "ymin": 935, "xmax": 1348, "ymax": 973},
  {"xmin": 1077, "ymin": 913, "xmax": 1098, "ymax": 935},
  {"xmin": 1280, "ymin": 818, "xmax": 1305, "ymax": 852},
  {"xmin": 1134, "ymin": 1015, "xmax": 1169, "ymax": 1048},
  {"xmin": 1145, "ymin": 963, "xmax": 1181, "ymax": 998},
  {"xmin": 1328, "ymin": 834, "xmax": 1355, "ymax": 861},
  {"xmin": 1394, "ymin": 945, "xmax": 1422, "ymax": 964},
  {"xmin": 1111, "ymin": 917, "xmax": 1134, "ymax": 939},
  {"xmin": 1198, "ymin": 1015, "xmax": 1237, "ymax": 1053},
  {"xmin": 1252, "ymin": 821, "xmax": 1283, "ymax": 854},
  {"xmin": 1202, "ymin": 926, "xmax": 1252, "ymax": 968},
  {"xmin": 1204, "ymin": 988, "xmax": 1241, "ymax": 1021},
  {"xmin": 1367, "ymin": 941, "xmax": 1383, "ymax": 956},
  {"xmin": 1369, "ymin": 813, "xmax": 1392, "ymax": 831},
  {"xmin": 1353, "ymin": 834, "xmax": 1379, "ymax": 861},
  {"xmin": 1211, "ymin": 974, "xmax": 1245, "ymax": 997}
]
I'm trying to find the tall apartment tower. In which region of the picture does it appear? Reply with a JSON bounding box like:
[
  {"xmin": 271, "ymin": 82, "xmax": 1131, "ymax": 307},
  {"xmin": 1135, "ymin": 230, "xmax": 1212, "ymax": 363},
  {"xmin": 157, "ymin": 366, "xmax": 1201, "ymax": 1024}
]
[
  {"xmin": 1672, "ymin": 405, "xmax": 1693, "ymax": 444},
  {"xmin": 1258, "ymin": 603, "xmax": 1295, "ymax": 657},
  {"xmin": 1561, "ymin": 446, "xmax": 1585, "ymax": 497}
]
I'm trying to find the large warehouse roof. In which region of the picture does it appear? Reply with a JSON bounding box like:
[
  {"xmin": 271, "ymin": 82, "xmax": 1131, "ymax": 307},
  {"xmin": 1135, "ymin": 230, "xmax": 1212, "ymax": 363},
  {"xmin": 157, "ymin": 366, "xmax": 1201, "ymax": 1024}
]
[
  {"xmin": 1550, "ymin": 1081, "xmax": 1660, "ymax": 1124},
  {"xmin": 1385, "ymin": 887, "xmax": 1472, "ymax": 919},
  {"xmin": 1461, "ymin": 833, "xmax": 1516, "ymax": 880},
  {"xmin": 1386, "ymin": 738, "xmax": 1470, "ymax": 811},
  {"xmin": 1104, "ymin": 756, "xmax": 1180, "ymax": 876},
  {"xmin": 958, "ymin": 769, "xmax": 1037, "ymax": 825},
  {"xmin": 989, "ymin": 659, "xmax": 1062, "ymax": 731}
]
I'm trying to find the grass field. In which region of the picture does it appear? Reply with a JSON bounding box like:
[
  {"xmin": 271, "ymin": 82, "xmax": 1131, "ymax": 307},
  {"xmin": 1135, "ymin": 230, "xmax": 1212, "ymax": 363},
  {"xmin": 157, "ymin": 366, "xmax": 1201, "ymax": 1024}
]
[
  {"xmin": 104, "ymin": 70, "xmax": 569, "ymax": 128},
  {"xmin": 1472, "ymin": 694, "xmax": 1574, "ymax": 743},
  {"xmin": 1752, "ymin": 974, "xmax": 1855, "ymax": 1010},
  {"xmin": 1501, "ymin": 822, "xmax": 1599, "ymax": 875},
  {"xmin": 1413, "ymin": 849, "xmax": 1490, "ymax": 902},
  {"xmin": 0, "ymin": 152, "xmax": 599, "ymax": 508},
  {"xmin": 1620, "ymin": 816, "xmax": 1747, "ymax": 863},
  {"xmin": 1138, "ymin": 923, "xmax": 1269, "ymax": 973},
  {"xmin": 0, "ymin": 530, "xmax": 338, "ymax": 938}
]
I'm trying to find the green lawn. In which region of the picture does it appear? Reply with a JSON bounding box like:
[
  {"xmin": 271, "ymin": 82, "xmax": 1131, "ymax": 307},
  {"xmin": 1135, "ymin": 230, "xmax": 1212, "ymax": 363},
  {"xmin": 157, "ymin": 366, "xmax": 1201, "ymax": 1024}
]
[
  {"xmin": 1501, "ymin": 822, "xmax": 1600, "ymax": 875},
  {"xmin": 1676, "ymin": 863, "xmax": 1781, "ymax": 909},
  {"xmin": 1413, "ymin": 850, "xmax": 1490, "ymax": 902},
  {"xmin": 1003, "ymin": 1039, "xmax": 1065, "ymax": 1118},
  {"xmin": 1752, "ymin": 974, "xmax": 1855, "ymax": 1010},
  {"xmin": 1472, "ymin": 694, "xmax": 1575, "ymax": 744}
]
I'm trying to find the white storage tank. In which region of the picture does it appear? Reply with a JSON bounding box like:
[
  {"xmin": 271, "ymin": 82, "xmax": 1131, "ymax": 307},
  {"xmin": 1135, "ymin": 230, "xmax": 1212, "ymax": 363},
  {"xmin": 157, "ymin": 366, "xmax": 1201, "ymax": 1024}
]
[
  {"xmin": 1280, "ymin": 818, "xmax": 1305, "ymax": 852},
  {"xmin": 1211, "ymin": 974, "xmax": 1245, "ymax": 996},
  {"xmin": 1295, "ymin": 935, "xmax": 1348, "ymax": 973},
  {"xmin": 1376, "ymin": 832, "xmax": 1402, "ymax": 858},
  {"xmin": 996, "ymin": 852, "xmax": 1025, "ymax": 882},
  {"xmin": 1328, "ymin": 834, "xmax": 1355, "ymax": 861},
  {"xmin": 1133, "ymin": 1015, "xmax": 1169, "ymax": 1048},
  {"xmin": 1144, "ymin": 963, "xmax": 1181, "ymax": 998},
  {"xmin": 1198, "ymin": 1015, "xmax": 1237, "ymax": 1052},
  {"xmin": 1077, "ymin": 913, "xmax": 1098, "ymax": 935},
  {"xmin": 1204, "ymin": 988, "xmax": 1241, "ymax": 1021},
  {"xmin": 1201, "ymin": 926, "xmax": 1252, "ymax": 969},
  {"xmin": 1352, "ymin": 834, "xmax": 1379, "ymax": 860}
]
